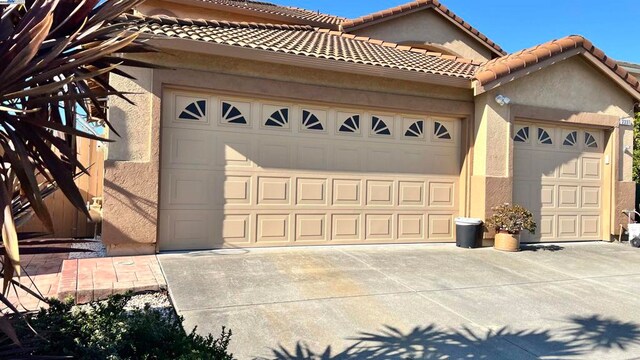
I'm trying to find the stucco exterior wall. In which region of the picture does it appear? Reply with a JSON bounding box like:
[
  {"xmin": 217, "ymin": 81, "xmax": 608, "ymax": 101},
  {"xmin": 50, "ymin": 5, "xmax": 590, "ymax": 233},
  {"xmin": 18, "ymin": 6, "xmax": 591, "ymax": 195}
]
[
  {"xmin": 350, "ymin": 9, "xmax": 494, "ymax": 63},
  {"xmin": 128, "ymin": 51, "xmax": 473, "ymax": 102},
  {"xmin": 495, "ymin": 57, "xmax": 634, "ymax": 118},
  {"xmin": 471, "ymin": 56, "xmax": 636, "ymax": 239},
  {"xmin": 103, "ymin": 67, "xmax": 161, "ymax": 255}
]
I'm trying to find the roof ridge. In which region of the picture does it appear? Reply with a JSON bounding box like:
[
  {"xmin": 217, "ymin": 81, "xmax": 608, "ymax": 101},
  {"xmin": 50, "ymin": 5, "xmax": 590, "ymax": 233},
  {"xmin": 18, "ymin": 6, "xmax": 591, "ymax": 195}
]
[
  {"xmin": 121, "ymin": 12, "xmax": 316, "ymax": 31},
  {"xmin": 341, "ymin": 0, "xmax": 506, "ymax": 56},
  {"xmin": 284, "ymin": 6, "xmax": 348, "ymax": 19},
  {"xmin": 316, "ymin": 28, "xmax": 482, "ymax": 65},
  {"xmin": 474, "ymin": 34, "xmax": 640, "ymax": 96}
]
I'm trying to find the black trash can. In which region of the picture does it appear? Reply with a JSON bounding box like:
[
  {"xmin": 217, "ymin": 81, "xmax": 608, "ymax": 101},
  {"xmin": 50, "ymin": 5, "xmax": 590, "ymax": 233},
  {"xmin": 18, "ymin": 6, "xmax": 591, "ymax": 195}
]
[{"xmin": 455, "ymin": 218, "xmax": 483, "ymax": 249}]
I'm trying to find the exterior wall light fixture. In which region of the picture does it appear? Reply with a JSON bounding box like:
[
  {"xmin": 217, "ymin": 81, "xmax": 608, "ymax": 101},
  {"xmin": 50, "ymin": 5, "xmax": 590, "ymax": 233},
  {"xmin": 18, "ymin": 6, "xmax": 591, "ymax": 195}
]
[{"xmin": 495, "ymin": 95, "xmax": 511, "ymax": 106}]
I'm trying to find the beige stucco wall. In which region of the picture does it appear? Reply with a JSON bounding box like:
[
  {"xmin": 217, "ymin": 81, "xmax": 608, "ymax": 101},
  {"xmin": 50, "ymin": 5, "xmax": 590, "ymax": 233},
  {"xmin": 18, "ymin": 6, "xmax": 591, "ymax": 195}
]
[
  {"xmin": 481, "ymin": 57, "xmax": 635, "ymax": 181},
  {"xmin": 128, "ymin": 51, "xmax": 473, "ymax": 103},
  {"xmin": 495, "ymin": 57, "xmax": 634, "ymax": 118},
  {"xmin": 350, "ymin": 9, "xmax": 494, "ymax": 63},
  {"xmin": 471, "ymin": 56, "xmax": 636, "ymax": 239},
  {"xmin": 103, "ymin": 67, "xmax": 162, "ymax": 256}
]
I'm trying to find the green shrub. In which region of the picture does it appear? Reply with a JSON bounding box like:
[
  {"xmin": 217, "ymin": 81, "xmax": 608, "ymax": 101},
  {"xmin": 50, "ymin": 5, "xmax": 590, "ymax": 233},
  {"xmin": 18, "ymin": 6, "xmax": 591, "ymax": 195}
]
[{"xmin": 14, "ymin": 293, "xmax": 235, "ymax": 360}]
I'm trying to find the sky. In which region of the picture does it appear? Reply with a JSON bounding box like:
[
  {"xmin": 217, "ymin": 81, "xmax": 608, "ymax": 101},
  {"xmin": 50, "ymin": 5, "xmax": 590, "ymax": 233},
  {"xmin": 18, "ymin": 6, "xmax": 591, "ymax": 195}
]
[{"xmin": 277, "ymin": 0, "xmax": 640, "ymax": 63}]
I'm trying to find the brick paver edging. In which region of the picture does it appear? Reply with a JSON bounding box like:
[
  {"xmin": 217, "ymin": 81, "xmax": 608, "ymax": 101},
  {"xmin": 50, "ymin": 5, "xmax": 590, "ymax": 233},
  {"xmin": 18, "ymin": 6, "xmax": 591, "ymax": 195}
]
[{"xmin": 58, "ymin": 255, "xmax": 167, "ymax": 304}]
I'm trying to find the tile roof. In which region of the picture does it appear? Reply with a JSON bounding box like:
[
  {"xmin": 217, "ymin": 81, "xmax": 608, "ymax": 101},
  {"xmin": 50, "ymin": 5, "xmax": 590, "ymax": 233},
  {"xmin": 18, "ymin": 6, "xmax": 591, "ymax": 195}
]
[
  {"xmin": 185, "ymin": 0, "xmax": 346, "ymax": 27},
  {"xmin": 341, "ymin": 0, "xmax": 506, "ymax": 57},
  {"xmin": 474, "ymin": 35, "xmax": 640, "ymax": 95},
  {"xmin": 122, "ymin": 13, "xmax": 480, "ymax": 79}
]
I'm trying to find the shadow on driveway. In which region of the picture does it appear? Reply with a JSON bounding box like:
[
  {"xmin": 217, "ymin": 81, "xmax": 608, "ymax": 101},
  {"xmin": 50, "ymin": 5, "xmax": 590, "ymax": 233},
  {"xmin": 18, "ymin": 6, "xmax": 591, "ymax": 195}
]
[{"xmin": 272, "ymin": 315, "xmax": 640, "ymax": 359}]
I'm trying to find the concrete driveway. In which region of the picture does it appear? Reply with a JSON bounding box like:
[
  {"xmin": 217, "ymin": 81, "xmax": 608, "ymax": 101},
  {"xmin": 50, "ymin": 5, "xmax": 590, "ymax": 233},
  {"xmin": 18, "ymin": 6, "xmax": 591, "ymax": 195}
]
[{"xmin": 159, "ymin": 242, "xmax": 640, "ymax": 359}]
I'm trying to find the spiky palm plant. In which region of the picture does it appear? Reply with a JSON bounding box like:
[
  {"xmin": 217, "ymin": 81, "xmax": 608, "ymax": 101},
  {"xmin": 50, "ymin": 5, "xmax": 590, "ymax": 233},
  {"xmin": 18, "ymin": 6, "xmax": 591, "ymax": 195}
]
[{"xmin": 0, "ymin": 0, "xmax": 152, "ymax": 345}]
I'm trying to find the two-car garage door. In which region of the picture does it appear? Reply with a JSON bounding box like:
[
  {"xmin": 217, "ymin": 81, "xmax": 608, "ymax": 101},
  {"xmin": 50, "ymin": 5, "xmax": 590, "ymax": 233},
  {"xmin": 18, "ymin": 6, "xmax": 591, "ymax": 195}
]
[{"xmin": 158, "ymin": 89, "xmax": 462, "ymax": 250}]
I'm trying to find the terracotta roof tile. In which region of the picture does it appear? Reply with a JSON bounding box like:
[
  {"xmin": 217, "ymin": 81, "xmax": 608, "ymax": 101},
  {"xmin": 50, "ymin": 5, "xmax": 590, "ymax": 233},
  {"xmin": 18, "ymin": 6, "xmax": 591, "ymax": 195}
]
[
  {"xmin": 341, "ymin": 0, "xmax": 506, "ymax": 56},
  {"xmin": 121, "ymin": 13, "xmax": 480, "ymax": 79},
  {"xmin": 474, "ymin": 35, "xmax": 640, "ymax": 96},
  {"xmin": 189, "ymin": 0, "xmax": 346, "ymax": 27}
]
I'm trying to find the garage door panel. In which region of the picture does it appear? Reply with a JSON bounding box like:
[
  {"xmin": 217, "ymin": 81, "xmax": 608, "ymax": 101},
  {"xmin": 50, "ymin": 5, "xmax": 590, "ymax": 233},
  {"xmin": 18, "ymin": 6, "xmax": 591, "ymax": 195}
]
[
  {"xmin": 297, "ymin": 142, "xmax": 329, "ymax": 171},
  {"xmin": 365, "ymin": 214, "xmax": 394, "ymax": 240},
  {"xmin": 535, "ymin": 153, "xmax": 558, "ymax": 179},
  {"xmin": 581, "ymin": 157, "xmax": 602, "ymax": 180},
  {"xmin": 222, "ymin": 214, "xmax": 251, "ymax": 244},
  {"xmin": 428, "ymin": 214, "xmax": 454, "ymax": 240},
  {"xmin": 331, "ymin": 214, "xmax": 362, "ymax": 241},
  {"xmin": 366, "ymin": 149, "xmax": 395, "ymax": 173},
  {"xmin": 557, "ymin": 215, "xmax": 579, "ymax": 238},
  {"xmin": 158, "ymin": 210, "xmax": 215, "ymax": 250},
  {"xmin": 333, "ymin": 146, "xmax": 364, "ymax": 172},
  {"xmin": 295, "ymin": 178, "xmax": 328, "ymax": 206},
  {"xmin": 581, "ymin": 215, "xmax": 600, "ymax": 238},
  {"xmin": 218, "ymin": 138, "xmax": 254, "ymax": 169},
  {"xmin": 295, "ymin": 214, "xmax": 327, "ymax": 242},
  {"xmin": 581, "ymin": 187, "xmax": 601, "ymax": 208},
  {"xmin": 160, "ymin": 90, "xmax": 461, "ymax": 249},
  {"xmin": 366, "ymin": 180, "xmax": 394, "ymax": 206},
  {"xmin": 398, "ymin": 214, "xmax": 425, "ymax": 240},
  {"xmin": 428, "ymin": 182, "xmax": 455, "ymax": 207},
  {"xmin": 162, "ymin": 128, "xmax": 217, "ymax": 169},
  {"xmin": 539, "ymin": 215, "xmax": 555, "ymax": 239},
  {"xmin": 257, "ymin": 177, "xmax": 291, "ymax": 205},
  {"xmin": 558, "ymin": 185, "xmax": 579, "ymax": 209},
  {"xmin": 512, "ymin": 181, "xmax": 531, "ymax": 209},
  {"xmin": 398, "ymin": 181, "xmax": 426, "ymax": 207},
  {"xmin": 256, "ymin": 214, "xmax": 290, "ymax": 243},
  {"xmin": 332, "ymin": 179, "xmax": 362, "ymax": 206},
  {"xmin": 513, "ymin": 152, "xmax": 532, "ymax": 180},
  {"xmin": 257, "ymin": 141, "xmax": 294, "ymax": 170},
  {"xmin": 161, "ymin": 170, "xmax": 217, "ymax": 209},
  {"xmin": 540, "ymin": 185, "xmax": 556, "ymax": 209}
]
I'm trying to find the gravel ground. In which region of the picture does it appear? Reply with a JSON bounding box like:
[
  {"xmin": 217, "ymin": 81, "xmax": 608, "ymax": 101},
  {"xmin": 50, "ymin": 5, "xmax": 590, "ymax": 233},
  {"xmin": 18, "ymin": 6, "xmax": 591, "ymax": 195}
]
[
  {"xmin": 75, "ymin": 292, "xmax": 175, "ymax": 319},
  {"xmin": 68, "ymin": 238, "xmax": 107, "ymax": 259},
  {"xmin": 125, "ymin": 292, "xmax": 173, "ymax": 315}
]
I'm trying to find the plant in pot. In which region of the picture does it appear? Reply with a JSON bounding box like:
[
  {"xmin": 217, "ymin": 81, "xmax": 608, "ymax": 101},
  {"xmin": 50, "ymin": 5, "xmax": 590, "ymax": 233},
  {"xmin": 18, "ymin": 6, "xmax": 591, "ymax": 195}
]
[{"xmin": 486, "ymin": 204, "xmax": 537, "ymax": 252}]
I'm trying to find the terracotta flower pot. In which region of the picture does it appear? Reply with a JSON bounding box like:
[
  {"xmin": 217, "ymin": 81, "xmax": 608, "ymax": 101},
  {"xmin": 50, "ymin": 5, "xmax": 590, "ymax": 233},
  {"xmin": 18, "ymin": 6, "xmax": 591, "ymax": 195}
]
[{"xmin": 494, "ymin": 231, "xmax": 520, "ymax": 252}]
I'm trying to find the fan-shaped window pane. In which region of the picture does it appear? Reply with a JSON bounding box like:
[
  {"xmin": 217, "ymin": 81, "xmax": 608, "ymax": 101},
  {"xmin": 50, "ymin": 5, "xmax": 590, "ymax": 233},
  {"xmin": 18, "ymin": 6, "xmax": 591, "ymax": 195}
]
[
  {"xmin": 302, "ymin": 110, "xmax": 324, "ymax": 131},
  {"xmin": 339, "ymin": 116, "xmax": 360, "ymax": 133},
  {"xmin": 405, "ymin": 120, "xmax": 424, "ymax": 138},
  {"xmin": 434, "ymin": 121, "xmax": 451, "ymax": 140},
  {"xmin": 339, "ymin": 115, "xmax": 360, "ymax": 133},
  {"xmin": 538, "ymin": 128, "xmax": 553, "ymax": 145},
  {"xmin": 563, "ymin": 131, "xmax": 577, "ymax": 146},
  {"xmin": 585, "ymin": 132, "xmax": 598, "ymax": 148},
  {"xmin": 372, "ymin": 116, "xmax": 391, "ymax": 136},
  {"xmin": 265, "ymin": 108, "xmax": 289, "ymax": 127},
  {"xmin": 179, "ymin": 100, "xmax": 206, "ymax": 121},
  {"xmin": 221, "ymin": 102, "xmax": 247, "ymax": 124},
  {"xmin": 514, "ymin": 126, "xmax": 529, "ymax": 142}
]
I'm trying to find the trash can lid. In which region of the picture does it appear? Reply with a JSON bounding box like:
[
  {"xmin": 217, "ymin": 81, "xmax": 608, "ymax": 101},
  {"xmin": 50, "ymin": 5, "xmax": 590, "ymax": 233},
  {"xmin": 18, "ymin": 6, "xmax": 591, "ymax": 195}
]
[{"xmin": 455, "ymin": 217, "xmax": 483, "ymax": 225}]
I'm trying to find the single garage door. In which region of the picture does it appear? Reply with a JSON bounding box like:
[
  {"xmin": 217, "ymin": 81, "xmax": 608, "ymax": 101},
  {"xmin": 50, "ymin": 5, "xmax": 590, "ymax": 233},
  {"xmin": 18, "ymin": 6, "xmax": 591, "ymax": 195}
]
[
  {"xmin": 158, "ymin": 89, "xmax": 462, "ymax": 250},
  {"xmin": 513, "ymin": 122, "xmax": 604, "ymax": 242}
]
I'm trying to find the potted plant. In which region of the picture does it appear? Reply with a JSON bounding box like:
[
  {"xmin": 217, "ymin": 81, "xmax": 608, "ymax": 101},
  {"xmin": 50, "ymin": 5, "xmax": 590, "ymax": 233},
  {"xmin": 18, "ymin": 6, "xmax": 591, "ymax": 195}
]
[{"xmin": 486, "ymin": 204, "xmax": 537, "ymax": 252}]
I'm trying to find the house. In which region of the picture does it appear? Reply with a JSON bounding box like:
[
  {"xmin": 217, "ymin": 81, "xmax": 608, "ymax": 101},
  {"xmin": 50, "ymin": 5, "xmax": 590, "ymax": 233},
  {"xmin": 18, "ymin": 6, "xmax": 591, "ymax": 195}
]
[
  {"xmin": 103, "ymin": 0, "xmax": 640, "ymax": 255},
  {"xmin": 621, "ymin": 61, "xmax": 640, "ymax": 80}
]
